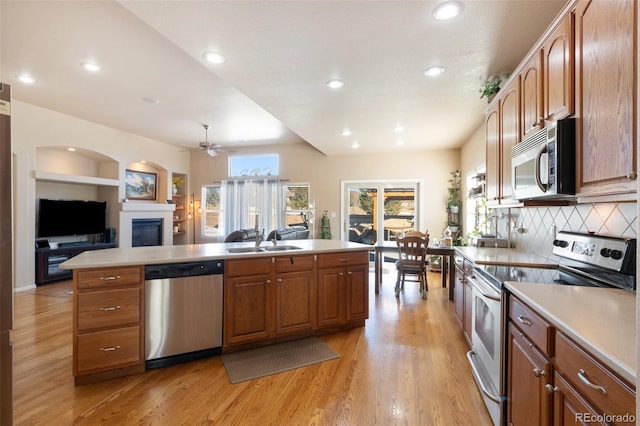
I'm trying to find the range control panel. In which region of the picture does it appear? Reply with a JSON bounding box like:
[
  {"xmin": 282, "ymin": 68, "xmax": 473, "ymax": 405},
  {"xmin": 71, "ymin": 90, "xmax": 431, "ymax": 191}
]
[{"xmin": 552, "ymin": 231, "xmax": 635, "ymax": 273}]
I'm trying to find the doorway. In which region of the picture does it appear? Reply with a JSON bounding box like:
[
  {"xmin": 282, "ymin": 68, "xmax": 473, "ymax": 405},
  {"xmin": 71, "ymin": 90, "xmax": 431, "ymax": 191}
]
[{"xmin": 341, "ymin": 180, "xmax": 422, "ymax": 244}]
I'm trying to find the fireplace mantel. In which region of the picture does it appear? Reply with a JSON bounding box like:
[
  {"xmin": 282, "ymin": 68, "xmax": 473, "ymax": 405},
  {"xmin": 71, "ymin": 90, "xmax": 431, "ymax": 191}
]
[{"xmin": 119, "ymin": 202, "xmax": 176, "ymax": 248}]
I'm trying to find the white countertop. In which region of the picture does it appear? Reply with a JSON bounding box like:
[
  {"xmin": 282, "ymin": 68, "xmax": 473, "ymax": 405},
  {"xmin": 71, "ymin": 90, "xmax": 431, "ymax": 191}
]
[
  {"xmin": 456, "ymin": 246, "xmax": 559, "ymax": 268},
  {"xmin": 60, "ymin": 239, "xmax": 372, "ymax": 270},
  {"xmin": 505, "ymin": 281, "xmax": 637, "ymax": 385}
]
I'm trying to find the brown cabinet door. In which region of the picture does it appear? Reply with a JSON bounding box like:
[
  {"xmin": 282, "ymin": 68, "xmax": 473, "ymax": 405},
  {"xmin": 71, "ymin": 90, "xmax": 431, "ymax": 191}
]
[
  {"xmin": 453, "ymin": 266, "xmax": 464, "ymax": 326},
  {"xmin": 317, "ymin": 267, "xmax": 346, "ymax": 328},
  {"xmin": 345, "ymin": 265, "xmax": 368, "ymax": 322},
  {"xmin": 224, "ymin": 274, "xmax": 274, "ymax": 345},
  {"xmin": 521, "ymin": 51, "xmax": 543, "ymax": 139},
  {"xmin": 575, "ymin": 0, "xmax": 636, "ymax": 198},
  {"xmin": 275, "ymin": 270, "xmax": 316, "ymax": 335},
  {"xmin": 552, "ymin": 372, "xmax": 606, "ymax": 426},
  {"xmin": 485, "ymin": 105, "xmax": 500, "ymax": 204},
  {"xmin": 544, "ymin": 13, "xmax": 573, "ymax": 122},
  {"xmin": 499, "ymin": 78, "xmax": 520, "ymax": 203},
  {"xmin": 507, "ymin": 323, "xmax": 552, "ymax": 426}
]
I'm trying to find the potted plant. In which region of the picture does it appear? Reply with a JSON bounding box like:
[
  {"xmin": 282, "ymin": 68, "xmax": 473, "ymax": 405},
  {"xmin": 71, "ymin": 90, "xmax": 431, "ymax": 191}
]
[
  {"xmin": 446, "ymin": 170, "xmax": 461, "ymax": 214},
  {"xmin": 479, "ymin": 73, "xmax": 510, "ymax": 102}
]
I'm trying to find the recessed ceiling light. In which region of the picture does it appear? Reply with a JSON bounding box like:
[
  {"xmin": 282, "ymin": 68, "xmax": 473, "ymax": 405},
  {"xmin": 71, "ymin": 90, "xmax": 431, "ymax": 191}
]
[
  {"xmin": 424, "ymin": 66, "xmax": 445, "ymax": 77},
  {"xmin": 203, "ymin": 51, "xmax": 226, "ymax": 64},
  {"xmin": 341, "ymin": 129, "xmax": 352, "ymax": 136},
  {"xmin": 394, "ymin": 126, "xmax": 404, "ymax": 133},
  {"xmin": 67, "ymin": 147, "xmax": 76, "ymax": 152},
  {"xmin": 81, "ymin": 62, "xmax": 102, "ymax": 72},
  {"xmin": 433, "ymin": 1, "xmax": 463, "ymax": 20},
  {"xmin": 16, "ymin": 74, "xmax": 36, "ymax": 84},
  {"xmin": 326, "ymin": 79, "xmax": 344, "ymax": 89},
  {"xmin": 141, "ymin": 96, "xmax": 160, "ymax": 104},
  {"xmin": 351, "ymin": 141, "xmax": 360, "ymax": 149}
]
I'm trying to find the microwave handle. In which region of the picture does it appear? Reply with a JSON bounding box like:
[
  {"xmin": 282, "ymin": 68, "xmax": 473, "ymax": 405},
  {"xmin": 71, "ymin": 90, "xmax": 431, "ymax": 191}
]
[{"xmin": 534, "ymin": 144, "xmax": 548, "ymax": 193}]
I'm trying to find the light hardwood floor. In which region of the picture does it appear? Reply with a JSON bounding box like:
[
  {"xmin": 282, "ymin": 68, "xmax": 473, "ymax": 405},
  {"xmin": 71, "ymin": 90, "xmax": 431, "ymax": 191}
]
[{"xmin": 13, "ymin": 266, "xmax": 491, "ymax": 425}]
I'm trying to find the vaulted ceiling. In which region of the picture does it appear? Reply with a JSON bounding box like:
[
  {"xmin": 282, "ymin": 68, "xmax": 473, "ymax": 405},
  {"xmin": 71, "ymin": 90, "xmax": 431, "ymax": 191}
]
[{"xmin": 1, "ymin": 0, "xmax": 566, "ymax": 156}]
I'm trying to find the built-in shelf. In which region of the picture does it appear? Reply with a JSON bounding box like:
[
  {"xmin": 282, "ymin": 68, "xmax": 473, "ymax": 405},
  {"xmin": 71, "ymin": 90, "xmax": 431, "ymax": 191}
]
[{"xmin": 32, "ymin": 170, "xmax": 120, "ymax": 187}]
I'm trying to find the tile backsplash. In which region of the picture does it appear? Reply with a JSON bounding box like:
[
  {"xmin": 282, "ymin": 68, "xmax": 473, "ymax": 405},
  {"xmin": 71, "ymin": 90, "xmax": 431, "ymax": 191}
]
[{"xmin": 489, "ymin": 203, "xmax": 637, "ymax": 258}]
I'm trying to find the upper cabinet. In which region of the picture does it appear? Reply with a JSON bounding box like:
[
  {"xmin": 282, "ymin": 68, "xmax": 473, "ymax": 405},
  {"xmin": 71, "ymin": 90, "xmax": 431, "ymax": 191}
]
[
  {"xmin": 574, "ymin": 0, "xmax": 637, "ymax": 201},
  {"xmin": 486, "ymin": 76, "xmax": 521, "ymax": 206},
  {"xmin": 521, "ymin": 12, "xmax": 574, "ymax": 141}
]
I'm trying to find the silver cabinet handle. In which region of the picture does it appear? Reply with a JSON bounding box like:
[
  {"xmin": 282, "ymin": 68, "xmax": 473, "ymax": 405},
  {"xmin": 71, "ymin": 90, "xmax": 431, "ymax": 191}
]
[
  {"xmin": 99, "ymin": 306, "xmax": 121, "ymax": 311},
  {"xmin": 578, "ymin": 369, "xmax": 607, "ymax": 394},
  {"xmin": 100, "ymin": 275, "xmax": 121, "ymax": 281},
  {"xmin": 532, "ymin": 368, "xmax": 545, "ymax": 377},
  {"xmin": 266, "ymin": 279, "xmax": 271, "ymax": 284},
  {"xmin": 545, "ymin": 384, "xmax": 558, "ymax": 393},
  {"xmin": 348, "ymin": 271, "xmax": 352, "ymax": 275},
  {"xmin": 277, "ymin": 278, "xmax": 282, "ymax": 283},
  {"xmin": 517, "ymin": 315, "xmax": 532, "ymax": 327},
  {"xmin": 100, "ymin": 346, "xmax": 121, "ymax": 352},
  {"xmin": 627, "ymin": 171, "xmax": 637, "ymax": 180},
  {"xmin": 339, "ymin": 272, "xmax": 344, "ymax": 276}
]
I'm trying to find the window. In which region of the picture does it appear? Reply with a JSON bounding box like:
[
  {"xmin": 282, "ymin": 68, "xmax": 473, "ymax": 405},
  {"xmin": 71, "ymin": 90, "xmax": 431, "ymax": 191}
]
[
  {"xmin": 284, "ymin": 183, "xmax": 311, "ymax": 227},
  {"xmin": 229, "ymin": 154, "xmax": 279, "ymax": 177},
  {"xmin": 202, "ymin": 185, "xmax": 222, "ymax": 237}
]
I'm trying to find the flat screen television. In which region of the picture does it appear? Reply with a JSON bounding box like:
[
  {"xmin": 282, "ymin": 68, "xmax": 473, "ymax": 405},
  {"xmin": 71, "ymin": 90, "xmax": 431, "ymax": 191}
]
[{"xmin": 37, "ymin": 199, "xmax": 107, "ymax": 238}]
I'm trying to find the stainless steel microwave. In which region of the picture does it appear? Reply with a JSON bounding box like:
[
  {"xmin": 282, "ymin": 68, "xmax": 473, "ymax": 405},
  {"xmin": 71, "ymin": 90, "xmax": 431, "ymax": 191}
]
[{"xmin": 511, "ymin": 118, "xmax": 575, "ymax": 200}]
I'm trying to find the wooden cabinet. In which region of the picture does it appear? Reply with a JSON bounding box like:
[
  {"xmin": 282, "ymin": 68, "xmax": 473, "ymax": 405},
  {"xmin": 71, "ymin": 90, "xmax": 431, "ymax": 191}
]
[
  {"xmin": 507, "ymin": 323, "xmax": 552, "ymax": 426},
  {"xmin": 224, "ymin": 250, "xmax": 369, "ymax": 351},
  {"xmin": 543, "ymin": 13, "xmax": 573, "ymax": 123},
  {"xmin": 224, "ymin": 257, "xmax": 274, "ymax": 346},
  {"xmin": 507, "ymin": 294, "xmax": 636, "ymax": 425},
  {"xmin": 73, "ymin": 265, "xmax": 144, "ymax": 384},
  {"xmin": 317, "ymin": 251, "xmax": 369, "ymax": 328},
  {"xmin": 485, "ymin": 77, "xmax": 520, "ymax": 206},
  {"xmin": 520, "ymin": 51, "xmax": 543, "ymax": 139},
  {"xmin": 574, "ymin": 0, "xmax": 637, "ymax": 200}
]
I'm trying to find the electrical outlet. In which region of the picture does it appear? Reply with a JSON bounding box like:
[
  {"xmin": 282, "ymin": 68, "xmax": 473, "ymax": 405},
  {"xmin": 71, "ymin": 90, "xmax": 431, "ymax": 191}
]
[{"xmin": 550, "ymin": 225, "xmax": 557, "ymax": 238}]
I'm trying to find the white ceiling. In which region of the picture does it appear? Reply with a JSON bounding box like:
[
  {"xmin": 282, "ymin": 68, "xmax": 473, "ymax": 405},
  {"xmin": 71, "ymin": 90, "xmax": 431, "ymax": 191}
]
[{"xmin": 1, "ymin": 0, "xmax": 567, "ymax": 156}]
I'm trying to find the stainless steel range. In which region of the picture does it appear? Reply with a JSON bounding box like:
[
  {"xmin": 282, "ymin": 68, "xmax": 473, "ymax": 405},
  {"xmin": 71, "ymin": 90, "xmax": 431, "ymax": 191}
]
[{"xmin": 466, "ymin": 231, "xmax": 636, "ymax": 426}]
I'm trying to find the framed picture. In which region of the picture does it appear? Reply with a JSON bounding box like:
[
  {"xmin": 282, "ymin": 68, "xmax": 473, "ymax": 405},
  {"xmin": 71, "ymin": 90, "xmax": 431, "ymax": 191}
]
[{"xmin": 125, "ymin": 169, "xmax": 157, "ymax": 200}]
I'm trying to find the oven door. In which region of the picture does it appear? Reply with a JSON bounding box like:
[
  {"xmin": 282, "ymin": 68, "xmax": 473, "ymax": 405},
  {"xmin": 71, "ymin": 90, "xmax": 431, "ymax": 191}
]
[{"xmin": 466, "ymin": 273, "xmax": 503, "ymax": 425}]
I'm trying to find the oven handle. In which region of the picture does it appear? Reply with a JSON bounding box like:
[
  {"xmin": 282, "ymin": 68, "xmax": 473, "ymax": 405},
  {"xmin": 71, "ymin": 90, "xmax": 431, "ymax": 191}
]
[
  {"xmin": 466, "ymin": 350, "xmax": 501, "ymax": 404},
  {"xmin": 468, "ymin": 275, "xmax": 501, "ymax": 302}
]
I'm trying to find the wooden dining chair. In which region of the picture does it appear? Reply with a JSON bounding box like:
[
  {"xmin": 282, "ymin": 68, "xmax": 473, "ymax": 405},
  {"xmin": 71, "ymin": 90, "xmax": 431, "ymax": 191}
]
[
  {"xmin": 395, "ymin": 235, "xmax": 429, "ymax": 299},
  {"xmin": 403, "ymin": 229, "xmax": 428, "ymax": 238}
]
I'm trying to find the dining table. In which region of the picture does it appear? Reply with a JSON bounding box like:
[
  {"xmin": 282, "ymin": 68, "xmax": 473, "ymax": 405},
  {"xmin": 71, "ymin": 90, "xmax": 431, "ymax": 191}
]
[{"xmin": 372, "ymin": 240, "xmax": 456, "ymax": 300}]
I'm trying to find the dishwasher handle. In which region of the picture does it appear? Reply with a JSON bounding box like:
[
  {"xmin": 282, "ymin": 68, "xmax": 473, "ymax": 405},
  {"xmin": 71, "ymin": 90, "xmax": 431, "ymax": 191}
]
[{"xmin": 144, "ymin": 260, "xmax": 224, "ymax": 280}]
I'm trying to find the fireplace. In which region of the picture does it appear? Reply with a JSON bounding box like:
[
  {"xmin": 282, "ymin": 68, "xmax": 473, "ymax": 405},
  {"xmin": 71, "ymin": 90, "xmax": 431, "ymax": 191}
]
[{"xmin": 132, "ymin": 218, "xmax": 163, "ymax": 247}]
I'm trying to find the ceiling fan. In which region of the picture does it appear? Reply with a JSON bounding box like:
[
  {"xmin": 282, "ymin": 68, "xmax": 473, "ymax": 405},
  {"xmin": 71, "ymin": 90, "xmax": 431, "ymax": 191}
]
[{"xmin": 198, "ymin": 124, "xmax": 235, "ymax": 157}]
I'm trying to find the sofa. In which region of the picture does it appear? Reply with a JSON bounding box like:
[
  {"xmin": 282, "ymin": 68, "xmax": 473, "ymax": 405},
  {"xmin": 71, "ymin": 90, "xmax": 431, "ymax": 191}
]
[{"xmin": 224, "ymin": 225, "xmax": 309, "ymax": 243}]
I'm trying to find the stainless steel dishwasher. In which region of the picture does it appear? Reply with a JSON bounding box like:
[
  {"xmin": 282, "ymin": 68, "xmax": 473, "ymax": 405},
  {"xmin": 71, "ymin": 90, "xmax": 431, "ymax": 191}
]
[{"xmin": 144, "ymin": 260, "xmax": 224, "ymax": 368}]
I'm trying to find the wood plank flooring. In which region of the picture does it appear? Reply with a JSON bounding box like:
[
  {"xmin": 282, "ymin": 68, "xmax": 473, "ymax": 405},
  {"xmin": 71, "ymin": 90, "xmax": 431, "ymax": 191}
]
[{"xmin": 12, "ymin": 266, "xmax": 491, "ymax": 425}]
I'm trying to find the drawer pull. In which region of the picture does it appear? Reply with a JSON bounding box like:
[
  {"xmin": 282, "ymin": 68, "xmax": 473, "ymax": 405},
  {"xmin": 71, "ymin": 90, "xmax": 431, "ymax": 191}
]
[
  {"xmin": 578, "ymin": 369, "xmax": 607, "ymax": 394},
  {"xmin": 99, "ymin": 275, "xmax": 121, "ymax": 281},
  {"xmin": 99, "ymin": 306, "xmax": 121, "ymax": 312},
  {"xmin": 339, "ymin": 272, "xmax": 344, "ymax": 276},
  {"xmin": 545, "ymin": 384, "xmax": 558, "ymax": 393},
  {"xmin": 100, "ymin": 345, "xmax": 121, "ymax": 352},
  {"xmin": 517, "ymin": 315, "xmax": 532, "ymax": 327},
  {"xmin": 532, "ymin": 368, "xmax": 545, "ymax": 377}
]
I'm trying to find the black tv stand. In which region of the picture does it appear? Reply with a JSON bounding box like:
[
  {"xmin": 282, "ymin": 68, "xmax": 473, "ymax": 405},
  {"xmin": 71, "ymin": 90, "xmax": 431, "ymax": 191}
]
[{"xmin": 35, "ymin": 242, "xmax": 116, "ymax": 285}]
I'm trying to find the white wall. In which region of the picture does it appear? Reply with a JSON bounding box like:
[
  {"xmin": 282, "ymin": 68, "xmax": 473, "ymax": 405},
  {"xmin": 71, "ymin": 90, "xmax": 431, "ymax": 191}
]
[{"xmin": 12, "ymin": 100, "xmax": 189, "ymax": 290}]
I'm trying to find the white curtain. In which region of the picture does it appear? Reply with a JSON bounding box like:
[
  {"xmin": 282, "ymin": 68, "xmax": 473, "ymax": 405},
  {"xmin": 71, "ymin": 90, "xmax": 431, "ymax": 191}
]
[{"xmin": 221, "ymin": 178, "xmax": 284, "ymax": 238}]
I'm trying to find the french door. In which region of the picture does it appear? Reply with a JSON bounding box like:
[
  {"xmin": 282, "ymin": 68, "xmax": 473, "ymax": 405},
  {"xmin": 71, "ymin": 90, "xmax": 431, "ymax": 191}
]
[{"xmin": 341, "ymin": 180, "xmax": 422, "ymax": 244}]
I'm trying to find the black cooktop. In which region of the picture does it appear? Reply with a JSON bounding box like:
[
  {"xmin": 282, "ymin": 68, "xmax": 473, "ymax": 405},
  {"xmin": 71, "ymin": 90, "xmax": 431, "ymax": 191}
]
[{"xmin": 474, "ymin": 264, "xmax": 559, "ymax": 290}]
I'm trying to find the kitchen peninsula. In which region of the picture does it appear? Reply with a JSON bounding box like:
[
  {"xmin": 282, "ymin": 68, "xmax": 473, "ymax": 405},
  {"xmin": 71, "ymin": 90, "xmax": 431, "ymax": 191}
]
[{"xmin": 61, "ymin": 240, "xmax": 371, "ymax": 384}]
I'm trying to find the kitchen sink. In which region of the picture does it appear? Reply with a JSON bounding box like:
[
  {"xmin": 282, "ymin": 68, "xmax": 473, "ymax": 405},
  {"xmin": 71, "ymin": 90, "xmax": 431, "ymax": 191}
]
[
  {"xmin": 227, "ymin": 247, "xmax": 266, "ymax": 253},
  {"xmin": 262, "ymin": 245, "xmax": 302, "ymax": 251}
]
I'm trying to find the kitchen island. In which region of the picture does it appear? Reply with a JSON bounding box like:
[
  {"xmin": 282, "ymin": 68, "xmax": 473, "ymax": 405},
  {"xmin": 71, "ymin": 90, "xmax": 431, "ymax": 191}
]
[{"xmin": 61, "ymin": 240, "xmax": 371, "ymax": 384}]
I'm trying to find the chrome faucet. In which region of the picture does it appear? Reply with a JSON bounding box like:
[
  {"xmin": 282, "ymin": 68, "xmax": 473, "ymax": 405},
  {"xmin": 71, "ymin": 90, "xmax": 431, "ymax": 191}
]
[{"xmin": 255, "ymin": 228, "xmax": 265, "ymax": 248}]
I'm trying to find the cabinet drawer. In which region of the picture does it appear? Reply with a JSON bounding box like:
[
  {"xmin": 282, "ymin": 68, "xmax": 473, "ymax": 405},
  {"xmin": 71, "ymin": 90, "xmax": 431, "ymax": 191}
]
[
  {"xmin": 76, "ymin": 326, "xmax": 141, "ymax": 374},
  {"xmin": 318, "ymin": 251, "xmax": 369, "ymax": 268},
  {"xmin": 509, "ymin": 297, "xmax": 552, "ymax": 355},
  {"xmin": 77, "ymin": 288, "xmax": 141, "ymax": 331},
  {"xmin": 77, "ymin": 267, "xmax": 142, "ymax": 289},
  {"xmin": 555, "ymin": 332, "xmax": 635, "ymax": 418},
  {"xmin": 275, "ymin": 254, "xmax": 315, "ymax": 272},
  {"xmin": 225, "ymin": 258, "xmax": 273, "ymax": 277}
]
